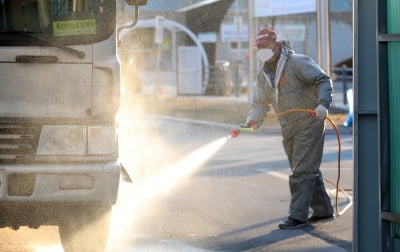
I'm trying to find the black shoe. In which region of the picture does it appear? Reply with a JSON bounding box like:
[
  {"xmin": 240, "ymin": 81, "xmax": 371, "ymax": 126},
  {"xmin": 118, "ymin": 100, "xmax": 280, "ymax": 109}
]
[
  {"xmin": 307, "ymin": 215, "xmax": 334, "ymax": 224},
  {"xmin": 278, "ymin": 217, "xmax": 307, "ymax": 229}
]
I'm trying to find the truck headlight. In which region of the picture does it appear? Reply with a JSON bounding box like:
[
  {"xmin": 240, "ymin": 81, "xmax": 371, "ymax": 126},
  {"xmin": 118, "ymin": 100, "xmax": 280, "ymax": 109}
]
[
  {"xmin": 37, "ymin": 125, "xmax": 115, "ymax": 156},
  {"xmin": 37, "ymin": 125, "xmax": 86, "ymax": 155},
  {"xmin": 88, "ymin": 126, "xmax": 115, "ymax": 155}
]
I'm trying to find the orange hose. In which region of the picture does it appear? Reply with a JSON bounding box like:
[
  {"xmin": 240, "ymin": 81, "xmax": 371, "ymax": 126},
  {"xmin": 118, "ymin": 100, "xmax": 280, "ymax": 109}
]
[{"xmin": 262, "ymin": 109, "xmax": 343, "ymax": 216}]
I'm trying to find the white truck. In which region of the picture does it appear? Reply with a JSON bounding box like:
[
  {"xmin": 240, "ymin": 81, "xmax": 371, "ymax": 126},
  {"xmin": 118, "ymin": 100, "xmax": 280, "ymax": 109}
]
[{"xmin": 0, "ymin": 0, "xmax": 147, "ymax": 251}]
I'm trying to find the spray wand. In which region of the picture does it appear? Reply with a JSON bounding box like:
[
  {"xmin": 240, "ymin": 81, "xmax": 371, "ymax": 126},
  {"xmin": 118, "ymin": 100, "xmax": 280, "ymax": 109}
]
[
  {"xmin": 230, "ymin": 127, "xmax": 253, "ymax": 138},
  {"xmin": 230, "ymin": 108, "xmax": 352, "ymax": 217}
]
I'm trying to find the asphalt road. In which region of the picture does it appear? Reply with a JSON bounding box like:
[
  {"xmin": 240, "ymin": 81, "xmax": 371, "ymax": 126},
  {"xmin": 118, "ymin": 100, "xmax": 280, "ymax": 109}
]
[
  {"xmin": 0, "ymin": 114, "xmax": 353, "ymax": 252},
  {"xmin": 108, "ymin": 114, "xmax": 353, "ymax": 251}
]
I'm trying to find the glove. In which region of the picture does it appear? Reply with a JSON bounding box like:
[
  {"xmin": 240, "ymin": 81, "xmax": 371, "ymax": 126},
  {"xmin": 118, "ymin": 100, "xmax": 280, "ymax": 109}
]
[
  {"xmin": 314, "ymin": 104, "xmax": 328, "ymax": 119},
  {"xmin": 240, "ymin": 120, "xmax": 260, "ymax": 129}
]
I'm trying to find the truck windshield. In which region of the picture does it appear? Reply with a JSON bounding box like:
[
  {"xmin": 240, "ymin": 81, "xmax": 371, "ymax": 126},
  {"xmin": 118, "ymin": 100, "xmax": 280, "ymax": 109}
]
[{"xmin": 0, "ymin": 0, "xmax": 115, "ymax": 46}]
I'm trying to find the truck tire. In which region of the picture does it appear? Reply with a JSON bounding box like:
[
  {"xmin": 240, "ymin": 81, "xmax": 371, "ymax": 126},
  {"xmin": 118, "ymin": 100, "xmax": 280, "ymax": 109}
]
[{"xmin": 58, "ymin": 205, "xmax": 111, "ymax": 252}]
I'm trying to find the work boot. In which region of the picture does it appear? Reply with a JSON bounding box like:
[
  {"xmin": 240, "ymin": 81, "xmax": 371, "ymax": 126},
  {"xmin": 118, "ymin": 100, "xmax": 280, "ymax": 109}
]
[
  {"xmin": 278, "ymin": 217, "xmax": 307, "ymax": 229},
  {"xmin": 307, "ymin": 215, "xmax": 334, "ymax": 224}
]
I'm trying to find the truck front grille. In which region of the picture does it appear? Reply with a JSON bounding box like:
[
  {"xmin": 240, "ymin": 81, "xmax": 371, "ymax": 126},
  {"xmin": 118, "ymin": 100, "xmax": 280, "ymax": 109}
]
[{"xmin": 0, "ymin": 124, "xmax": 40, "ymax": 163}]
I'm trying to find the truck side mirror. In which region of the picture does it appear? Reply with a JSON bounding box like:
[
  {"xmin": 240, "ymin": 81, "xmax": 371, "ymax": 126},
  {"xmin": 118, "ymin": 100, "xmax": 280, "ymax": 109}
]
[
  {"xmin": 125, "ymin": 0, "xmax": 148, "ymax": 6},
  {"xmin": 118, "ymin": 0, "xmax": 147, "ymax": 43}
]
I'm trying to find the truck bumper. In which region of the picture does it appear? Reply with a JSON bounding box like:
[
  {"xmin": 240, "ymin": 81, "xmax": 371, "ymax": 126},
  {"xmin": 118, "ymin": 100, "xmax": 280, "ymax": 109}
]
[{"xmin": 0, "ymin": 161, "xmax": 120, "ymax": 204}]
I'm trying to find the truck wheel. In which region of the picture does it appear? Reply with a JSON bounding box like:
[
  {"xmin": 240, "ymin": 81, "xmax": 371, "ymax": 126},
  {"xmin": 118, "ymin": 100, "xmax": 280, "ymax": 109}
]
[{"xmin": 59, "ymin": 206, "xmax": 111, "ymax": 252}]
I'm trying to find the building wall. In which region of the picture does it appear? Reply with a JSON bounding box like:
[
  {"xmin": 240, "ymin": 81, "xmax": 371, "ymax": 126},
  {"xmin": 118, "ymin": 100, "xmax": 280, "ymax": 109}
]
[
  {"xmin": 119, "ymin": 0, "xmax": 352, "ymax": 69},
  {"xmin": 218, "ymin": 9, "xmax": 352, "ymax": 69},
  {"xmin": 117, "ymin": 0, "xmax": 352, "ymax": 95}
]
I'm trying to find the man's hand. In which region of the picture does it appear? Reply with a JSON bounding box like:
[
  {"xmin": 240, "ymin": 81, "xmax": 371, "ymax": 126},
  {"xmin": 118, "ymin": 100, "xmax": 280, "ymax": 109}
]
[
  {"xmin": 314, "ymin": 104, "xmax": 328, "ymax": 119},
  {"xmin": 241, "ymin": 120, "xmax": 260, "ymax": 129}
]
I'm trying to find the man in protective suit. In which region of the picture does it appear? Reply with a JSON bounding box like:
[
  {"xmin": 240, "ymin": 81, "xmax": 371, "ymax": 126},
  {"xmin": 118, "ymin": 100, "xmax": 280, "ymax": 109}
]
[{"xmin": 244, "ymin": 27, "xmax": 334, "ymax": 229}]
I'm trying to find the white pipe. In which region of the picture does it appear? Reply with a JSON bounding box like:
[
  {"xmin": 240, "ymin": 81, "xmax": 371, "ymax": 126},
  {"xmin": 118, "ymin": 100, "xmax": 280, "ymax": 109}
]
[{"xmin": 119, "ymin": 18, "xmax": 210, "ymax": 93}]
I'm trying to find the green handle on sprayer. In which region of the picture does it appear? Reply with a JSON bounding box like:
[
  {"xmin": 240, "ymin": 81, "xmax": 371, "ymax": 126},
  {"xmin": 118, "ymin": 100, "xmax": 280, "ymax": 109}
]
[
  {"xmin": 230, "ymin": 127, "xmax": 254, "ymax": 138},
  {"xmin": 239, "ymin": 127, "xmax": 254, "ymax": 132}
]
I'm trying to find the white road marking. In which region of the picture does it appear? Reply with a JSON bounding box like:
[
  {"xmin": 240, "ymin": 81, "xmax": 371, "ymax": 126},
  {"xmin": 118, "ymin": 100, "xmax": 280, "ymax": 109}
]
[{"xmin": 256, "ymin": 168, "xmax": 289, "ymax": 181}]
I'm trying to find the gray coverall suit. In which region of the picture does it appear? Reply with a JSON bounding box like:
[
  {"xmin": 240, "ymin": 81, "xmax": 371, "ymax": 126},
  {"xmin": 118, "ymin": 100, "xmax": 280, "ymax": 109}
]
[{"xmin": 247, "ymin": 41, "xmax": 334, "ymax": 222}]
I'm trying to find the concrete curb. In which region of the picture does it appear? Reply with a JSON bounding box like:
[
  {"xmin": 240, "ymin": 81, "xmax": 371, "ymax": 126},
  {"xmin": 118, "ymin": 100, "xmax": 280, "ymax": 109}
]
[{"xmin": 143, "ymin": 114, "xmax": 353, "ymax": 136}]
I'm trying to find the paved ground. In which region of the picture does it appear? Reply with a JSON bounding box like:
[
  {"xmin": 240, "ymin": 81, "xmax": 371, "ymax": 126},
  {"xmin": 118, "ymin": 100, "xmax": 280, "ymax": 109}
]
[{"xmin": 110, "ymin": 113, "xmax": 353, "ymax": 251}]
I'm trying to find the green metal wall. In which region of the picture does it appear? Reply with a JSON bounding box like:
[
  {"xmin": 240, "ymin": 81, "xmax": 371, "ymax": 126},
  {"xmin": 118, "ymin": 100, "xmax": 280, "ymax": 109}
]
[
  {"xmin": 357, "ymin": 0, "xmax": 400, "ymax": 250},
  {"xmin": 354, "ymin": 0, "xmax": 381, "ymax": 250},
  {"xmin": 387, "ymin": 0, "xmax": 400, "ymax": 237}
]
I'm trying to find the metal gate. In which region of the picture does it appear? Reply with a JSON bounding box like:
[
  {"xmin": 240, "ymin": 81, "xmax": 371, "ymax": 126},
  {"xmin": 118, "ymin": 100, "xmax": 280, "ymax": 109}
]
[{"xmin": 178, "ymin": 46, "xmax": 202, "ymax": 95}]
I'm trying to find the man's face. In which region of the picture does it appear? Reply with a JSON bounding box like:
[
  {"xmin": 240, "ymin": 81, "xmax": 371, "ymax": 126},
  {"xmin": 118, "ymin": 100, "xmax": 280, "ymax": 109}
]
[{"xmin": 256, "ymin": 40, "xmax": 279, "ymax": 63}]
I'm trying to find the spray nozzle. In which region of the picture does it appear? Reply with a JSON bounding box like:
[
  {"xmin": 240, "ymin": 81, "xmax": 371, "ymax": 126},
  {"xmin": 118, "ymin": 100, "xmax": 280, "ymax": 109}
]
[
  {"xmin": 230, "ymin": 127, "xmax": 254, "ymax": 138},
  {"xmin": 230, "ymin": 129, "xmax": 240, "ymax": 138}
]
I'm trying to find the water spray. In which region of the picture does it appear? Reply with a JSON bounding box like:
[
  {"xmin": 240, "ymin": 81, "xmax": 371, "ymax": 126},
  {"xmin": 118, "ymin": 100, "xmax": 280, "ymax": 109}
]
[
  {"xmin": 229, "ymin": 108, "xmax": 352, "ymax": 217},
  {"xmin": 108, "ymin": 136, "xmax": 230, "ymax": 250}
]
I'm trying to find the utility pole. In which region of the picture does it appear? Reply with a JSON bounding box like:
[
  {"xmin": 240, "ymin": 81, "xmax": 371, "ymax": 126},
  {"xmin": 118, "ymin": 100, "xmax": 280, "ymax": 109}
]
[
  {"xmin": 234, "ymin": 0, "xmax": 242, "ymax": 97},
  {"xmin": 316, "ymin": 0, "xmax": 331, "ymax": 76},
  {"xmin": 247, "ymin": 0, "xmax": 255, "ymax": 103}
]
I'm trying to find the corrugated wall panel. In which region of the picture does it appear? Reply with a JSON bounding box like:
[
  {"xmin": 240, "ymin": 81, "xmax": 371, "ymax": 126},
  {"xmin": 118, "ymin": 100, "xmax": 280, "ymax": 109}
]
[{"xmin": 387, "ymin": 0, "xmax": 400, "ymax": 237}]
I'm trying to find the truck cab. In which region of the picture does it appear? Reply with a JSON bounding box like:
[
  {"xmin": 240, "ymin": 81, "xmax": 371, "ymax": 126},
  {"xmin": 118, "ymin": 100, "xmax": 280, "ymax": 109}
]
[{"xmin": 0, "ymin": 0, "xmax": 147, "ymax": 251}]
